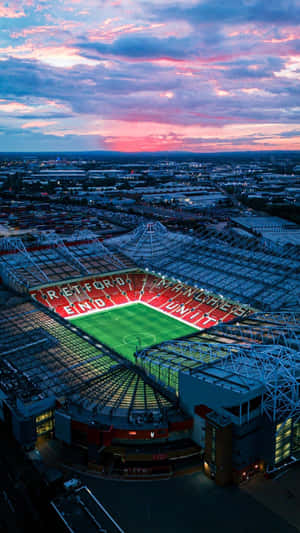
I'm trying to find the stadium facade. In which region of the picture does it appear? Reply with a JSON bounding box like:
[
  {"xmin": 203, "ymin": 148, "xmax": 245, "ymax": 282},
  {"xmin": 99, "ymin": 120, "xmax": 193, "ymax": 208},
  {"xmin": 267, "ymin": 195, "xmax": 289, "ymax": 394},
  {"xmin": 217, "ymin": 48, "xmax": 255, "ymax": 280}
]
[{"xmin": 0, "ymin": 223, "xmax": 299, "ymax": 485}]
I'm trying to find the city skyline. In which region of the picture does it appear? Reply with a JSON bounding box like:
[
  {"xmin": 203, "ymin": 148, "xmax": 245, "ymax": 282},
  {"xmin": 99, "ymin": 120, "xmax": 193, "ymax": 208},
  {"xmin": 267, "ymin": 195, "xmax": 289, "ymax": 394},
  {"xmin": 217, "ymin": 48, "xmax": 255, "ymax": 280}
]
[{"xmin": 0, "ymin": 0, "xmax": 299, "ymax": 152}]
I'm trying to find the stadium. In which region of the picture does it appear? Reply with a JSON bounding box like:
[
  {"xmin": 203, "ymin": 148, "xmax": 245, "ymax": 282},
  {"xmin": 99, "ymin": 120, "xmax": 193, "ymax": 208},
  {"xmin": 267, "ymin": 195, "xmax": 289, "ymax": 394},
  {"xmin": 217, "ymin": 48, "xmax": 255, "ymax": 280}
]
[{"xmin": 0, "ymin": 222, "xmax": 299, "ymax": 485}]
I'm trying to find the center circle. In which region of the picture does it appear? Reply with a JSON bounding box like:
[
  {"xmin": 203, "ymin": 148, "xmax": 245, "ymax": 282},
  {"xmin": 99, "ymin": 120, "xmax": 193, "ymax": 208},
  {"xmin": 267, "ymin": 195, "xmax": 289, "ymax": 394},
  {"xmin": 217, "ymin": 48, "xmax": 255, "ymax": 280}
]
[{"xmin": 123, "ymin": 332, "xmax": 156, "ymax": 346}]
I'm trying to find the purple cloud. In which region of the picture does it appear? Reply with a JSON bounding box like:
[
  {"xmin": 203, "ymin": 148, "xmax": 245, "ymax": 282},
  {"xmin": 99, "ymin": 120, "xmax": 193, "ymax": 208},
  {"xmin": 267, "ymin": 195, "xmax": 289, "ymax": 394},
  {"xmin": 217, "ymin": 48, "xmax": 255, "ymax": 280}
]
[{"xmin": 0, "ymin": 0, "xmax": 299, "ymax": 151}]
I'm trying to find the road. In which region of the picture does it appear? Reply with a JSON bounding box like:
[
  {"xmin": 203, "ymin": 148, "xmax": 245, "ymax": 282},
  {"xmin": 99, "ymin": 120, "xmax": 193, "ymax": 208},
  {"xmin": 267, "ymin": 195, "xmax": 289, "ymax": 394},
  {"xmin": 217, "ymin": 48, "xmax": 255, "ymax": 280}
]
[{"xmin": 77, "ymin": 470, "xmax": 299, "ymax": 533}]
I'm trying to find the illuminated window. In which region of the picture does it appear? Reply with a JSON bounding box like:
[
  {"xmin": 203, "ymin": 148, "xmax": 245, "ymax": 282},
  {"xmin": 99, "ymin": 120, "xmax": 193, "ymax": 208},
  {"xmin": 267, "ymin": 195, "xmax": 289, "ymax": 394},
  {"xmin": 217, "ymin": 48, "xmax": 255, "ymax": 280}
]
[
  {"xmin": 36, "ymin": 418, "xmax": 54, "ymax": 436},
  {"xmin": 36, "ymin": 409, "xmax": 54, "ymax": 436},
  {"xmin": 275, "ymin": 418, "xmax": 292, "ymax": 464},
  {"xmin": 36, "ymin": 409, "xmax": 54, "ymax": 424}
]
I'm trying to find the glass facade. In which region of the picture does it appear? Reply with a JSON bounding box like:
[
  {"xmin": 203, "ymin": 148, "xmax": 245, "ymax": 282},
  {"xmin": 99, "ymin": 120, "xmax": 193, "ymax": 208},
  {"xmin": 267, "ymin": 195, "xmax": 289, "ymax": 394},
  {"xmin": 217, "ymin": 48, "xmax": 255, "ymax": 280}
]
[
  {"xmin": 275, "ymin": 418, "xmax": 292, "ymax": 465},
  {"xmin": 292, "ymin": 419, "xmax": 300, "ymax": 456},
  {"xmin": 36, "ymin": 409, "xmax": 54, "ymax": 436},
  {"xmin": 141, "ymin": 359, "xmax": 179, "ymax": 393},
  {"xmin": 211, "ymin": 427, "xmax": 216, "ymax": 463}
]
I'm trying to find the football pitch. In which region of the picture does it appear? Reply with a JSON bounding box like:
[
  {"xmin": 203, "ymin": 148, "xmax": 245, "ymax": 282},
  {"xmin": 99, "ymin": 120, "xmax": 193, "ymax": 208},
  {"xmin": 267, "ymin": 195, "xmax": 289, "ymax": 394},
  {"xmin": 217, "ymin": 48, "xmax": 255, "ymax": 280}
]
[{"xmin": 70, "ymin": 303, "xmax": 197, "ymax": 361}]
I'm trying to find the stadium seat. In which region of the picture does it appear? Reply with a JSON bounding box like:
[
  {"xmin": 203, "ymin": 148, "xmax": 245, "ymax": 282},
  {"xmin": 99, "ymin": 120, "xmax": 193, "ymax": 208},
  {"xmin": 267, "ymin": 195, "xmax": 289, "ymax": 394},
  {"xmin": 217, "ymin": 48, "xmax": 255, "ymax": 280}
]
[{"xmin": 33, "ymin": 270, "xmax": 249, "ymax": 328}]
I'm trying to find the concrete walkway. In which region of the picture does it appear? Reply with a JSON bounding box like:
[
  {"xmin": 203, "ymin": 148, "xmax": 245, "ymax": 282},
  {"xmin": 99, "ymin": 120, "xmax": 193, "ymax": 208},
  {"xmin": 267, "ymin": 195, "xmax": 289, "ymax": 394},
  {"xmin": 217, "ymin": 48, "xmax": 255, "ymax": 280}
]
[{"xmin": 242, "ymin": 465, "xmax": 300, "ymax": 532}]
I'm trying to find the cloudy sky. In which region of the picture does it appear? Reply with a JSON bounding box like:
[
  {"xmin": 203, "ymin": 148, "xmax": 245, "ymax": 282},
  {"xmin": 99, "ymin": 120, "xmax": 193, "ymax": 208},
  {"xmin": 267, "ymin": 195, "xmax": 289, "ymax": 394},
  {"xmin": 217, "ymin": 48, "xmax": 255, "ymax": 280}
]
[{"xmin": 0, "ymin": 0, "xmax": 299, "ymax": 152}]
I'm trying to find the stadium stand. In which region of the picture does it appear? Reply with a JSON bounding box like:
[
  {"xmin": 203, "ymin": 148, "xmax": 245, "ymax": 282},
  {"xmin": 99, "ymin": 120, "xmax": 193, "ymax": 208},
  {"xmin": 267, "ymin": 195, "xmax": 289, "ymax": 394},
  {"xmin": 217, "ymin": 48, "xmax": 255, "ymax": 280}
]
[
  {"xmin": 0, "ymin": 302, "xmax": 179, "ymax": 428},
  {"xmin": 30, "ymin": 270, "xmax": 250, "ymax": 327},
  {"xmin": 106, "ymin": 222, "xmax": 300, "ymax": 311},
  {"xmin": 1, "ymin": 223, "xmax": 298, "ymax": 313}
]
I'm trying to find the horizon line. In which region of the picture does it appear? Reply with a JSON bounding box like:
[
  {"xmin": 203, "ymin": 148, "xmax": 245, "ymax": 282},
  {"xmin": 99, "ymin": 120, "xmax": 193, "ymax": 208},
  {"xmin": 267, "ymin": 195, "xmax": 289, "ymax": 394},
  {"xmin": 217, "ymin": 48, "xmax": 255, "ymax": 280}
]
[{"xmin": 0, "ymin": 149, "xmax": 299, "ymax": 155}]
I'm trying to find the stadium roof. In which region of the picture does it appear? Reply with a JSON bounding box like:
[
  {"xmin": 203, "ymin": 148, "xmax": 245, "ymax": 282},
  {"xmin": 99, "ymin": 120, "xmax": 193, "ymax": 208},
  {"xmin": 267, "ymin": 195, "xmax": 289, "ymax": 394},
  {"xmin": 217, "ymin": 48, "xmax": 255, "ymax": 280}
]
[
  {"xmin": 207, "ymin": 311, "xmax": 300, "ymax": 350},
  {"xmin": 0, "ymin": 302, "xmax": 184, "ymax": 429},
  {"xmin": 0, "ymin": 231, "xmax": 134, "ymax": 291},
  {"xmin": 137, "ymin": 312, "xmax": 300, "ymax": 424},
  {"xmin": 106, "ymin": 221, "xmax": 191, "ymax": 263},
  {"xmin": 107, "ymin": 222, "xmax": 300, "ymax": 311}
]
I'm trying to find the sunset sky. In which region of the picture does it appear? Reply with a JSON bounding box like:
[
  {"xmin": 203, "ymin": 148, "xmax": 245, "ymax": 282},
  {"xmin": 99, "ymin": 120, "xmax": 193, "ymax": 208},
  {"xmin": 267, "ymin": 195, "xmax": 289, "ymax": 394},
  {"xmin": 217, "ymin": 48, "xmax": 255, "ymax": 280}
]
[{"xmin": 0, "ymin": 0, "xmax": 299, "ymax": 152}]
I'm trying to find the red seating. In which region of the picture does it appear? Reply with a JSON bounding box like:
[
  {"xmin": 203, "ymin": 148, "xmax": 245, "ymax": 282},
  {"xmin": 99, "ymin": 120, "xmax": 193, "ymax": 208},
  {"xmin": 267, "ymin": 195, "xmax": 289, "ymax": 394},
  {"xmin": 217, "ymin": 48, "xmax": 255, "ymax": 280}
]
[{"xmin": 31, "ymin": 270, "xmax": 248, "ymax": 327}]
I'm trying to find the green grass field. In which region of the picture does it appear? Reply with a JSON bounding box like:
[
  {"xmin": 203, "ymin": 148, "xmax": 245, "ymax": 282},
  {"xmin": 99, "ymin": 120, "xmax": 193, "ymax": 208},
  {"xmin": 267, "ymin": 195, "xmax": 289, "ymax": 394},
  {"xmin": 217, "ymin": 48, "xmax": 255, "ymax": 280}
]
[{"xmin": 70, "ymin": 303, "xmax": 197, "ymax": 361}]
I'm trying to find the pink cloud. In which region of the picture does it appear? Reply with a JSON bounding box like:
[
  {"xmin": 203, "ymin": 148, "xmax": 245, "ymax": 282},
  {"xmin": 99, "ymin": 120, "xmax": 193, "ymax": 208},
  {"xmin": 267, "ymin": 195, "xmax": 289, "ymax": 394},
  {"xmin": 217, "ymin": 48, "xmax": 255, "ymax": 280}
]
[
  {"xmin": 0, "ymin": 101, "xmax": 31, "ymax": 113},
  {"xmin": 104, "ymin": 133, "xmax": 300, "ymax": 153},
  {"xmin": 104, "ymin": 133, "xmax": 184, "ymax": 152},
  {"xmin": 87, "ymin": 22, "xmax": 164, "ymax": 43},
  {"xmin": 0, "ymin": 42, "xmax": 100, "ymax": 68},
  {"xmin": 11, "ymin": 22, "xmax": 80, "ymax": 39},
  {"xmin": 0, "ymin": 3, "xmax": 25, "ymax": 17},
  {"xmin": 1, "ymin": 0, "xmax": 299, "ymax": 151},
  {"xmin": 21, "ymin": 120, "xmax": 57, "ymax": 129}
]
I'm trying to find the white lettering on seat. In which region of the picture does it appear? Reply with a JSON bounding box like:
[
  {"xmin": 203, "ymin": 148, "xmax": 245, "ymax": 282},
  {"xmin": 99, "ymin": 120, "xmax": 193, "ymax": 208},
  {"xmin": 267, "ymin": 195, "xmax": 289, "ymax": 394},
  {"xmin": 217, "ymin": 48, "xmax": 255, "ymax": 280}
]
[
  {"xmin": 206, "ymin": 297, "xmax": 219, "ymax": 307},
  {"xmin": 182, "ymin": 287, "xmax": 196, "ymax": 298},
  {"xmin": 72, "ymin": 285, "xmax": 81, "ymax": 294},
  {"xmin": 93, "ymin": 281, "xmax": 104, "ymax": 290},
  {"xmin": 103, "ymin": 279, "xmax": 113, "ymax": 288},
  {"xmin": 47, "ymin": 289, "xmax": 58, "ymax": 300},
  {"xmin": 193, "ymin": 292, "xmax": 205, "ymax": 303},
  {"xmin": 232, "ymin": 306, "xmax": 246, "ymax": 317},
  {"xmin": 176, "ymin": 305, "xmax": 190, "ymax": 315},
  {"xmin": 156, "ymin": 279, "xmax": 169, "ymax": 288},
  {"xmin": 78, "ymin": 302, "xmax": 92, "ymax": 311},
  {"xmin": 61, "ymin": 286, "xmax": 73, "ymax": 297},
  {"xmin": 219, "ymin": 302, "xmax": 231, "ymax": 312},
  {"xmin": 166, "ymin": 302, "xmax": 179, "ymax": 311},
  {"xmin": 202, "ymin": 317, "xmax": 217, "ymax": 326},
  {"xmin": 95, "ymin": 298, "xmax": 105, "ymax": 308},
  {"xmin": 171, "ymin": 284, "xmax": 183, "ymax": 293},
  {"xmin": 64, "ymin": 306, "xmax": 75, "ymax": 315}
]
